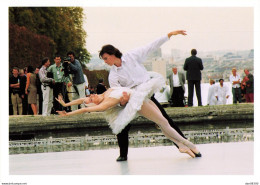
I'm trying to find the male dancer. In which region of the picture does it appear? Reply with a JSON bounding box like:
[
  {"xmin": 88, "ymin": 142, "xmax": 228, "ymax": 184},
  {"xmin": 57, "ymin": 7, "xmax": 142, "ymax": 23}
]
[{"xmin": 99, "ymin": 30, "xmax": 196, "ymax": 161}]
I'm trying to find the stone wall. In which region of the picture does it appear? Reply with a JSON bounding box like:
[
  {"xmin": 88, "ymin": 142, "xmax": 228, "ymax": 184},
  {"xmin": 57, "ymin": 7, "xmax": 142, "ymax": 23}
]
[{"xmin": 9, "ymin": 104, "xmax": 254, "ymax": 134}]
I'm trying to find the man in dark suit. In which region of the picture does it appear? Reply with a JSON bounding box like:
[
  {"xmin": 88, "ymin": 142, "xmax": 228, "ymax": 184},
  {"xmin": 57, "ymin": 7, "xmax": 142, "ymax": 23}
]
[
  {"xmin": 183, "ymin": 49, "xmax": 204, "ymax": 106},
  {"xmin": 168, "ymin": 67, "xmax": 185, "ymax": 107},
  {"xmin": 96, "ymin": 79, "xmax": 107, "ymax": 94}
]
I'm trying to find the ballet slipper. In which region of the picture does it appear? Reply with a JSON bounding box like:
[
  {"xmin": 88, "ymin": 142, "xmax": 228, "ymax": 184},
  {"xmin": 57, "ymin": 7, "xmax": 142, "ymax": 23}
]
[
  {"xmin": 183, "ymin": 140, "xmax": 202, "ymax": 157},
  {"xmin": 179, "ymin": 146, "xmax": 195, "ymax": 158}
]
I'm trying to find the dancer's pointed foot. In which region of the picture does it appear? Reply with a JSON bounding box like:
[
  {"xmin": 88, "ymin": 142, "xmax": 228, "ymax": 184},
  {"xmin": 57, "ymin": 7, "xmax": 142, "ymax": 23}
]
[
  {"xmin": 179, "ymin": 145, "xmax": 195, "ymax": 158},
  {"xmin": 192, "ymin": 151, "xmax": 202, "ymax": 157},
  {"xmin": 183, "ymin": 140, "xmax": 201, "ymax": 157}
]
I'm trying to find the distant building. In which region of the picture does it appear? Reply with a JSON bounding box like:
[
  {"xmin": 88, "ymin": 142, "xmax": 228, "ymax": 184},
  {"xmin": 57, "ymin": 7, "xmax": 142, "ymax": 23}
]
[
  {"xmin": 152, "ymin": 58, "xmax": 166, "ymax": 79},
  {"xmin": 248, "ymin": 49, "xmax": 254, "ymax": 58}
]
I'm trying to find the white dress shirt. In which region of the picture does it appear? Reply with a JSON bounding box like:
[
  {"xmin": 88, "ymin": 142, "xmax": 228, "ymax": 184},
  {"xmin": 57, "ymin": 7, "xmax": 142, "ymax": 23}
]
[
  {"xmin": 229, "ymin": 74, "xmax": 241, "ymax": 88},
  {"xmin": 215, "ymin": 84, "xmax": 230, "ymax": 105},
  {"xmin": 172, "ymin": 73, "xmax": 181, "ymax": 87},
  {"xmin": 109, "ymin": 35, "xmax": 169, "ymax": 88}
]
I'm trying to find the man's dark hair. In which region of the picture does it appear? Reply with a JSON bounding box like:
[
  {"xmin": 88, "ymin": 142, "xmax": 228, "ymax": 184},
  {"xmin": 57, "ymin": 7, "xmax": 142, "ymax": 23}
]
[
  {"xmin": 27, "ymin": 65, "xmax": 34, "ymax": 73},
  {"xmin": 99, "ymin": 45, "xmax": 123, "ymax": 59},
  {"xmin": 67, "ymin": 51, "xmax": 75, "ymax": 57},
  {"xmin": 219, "ymin": 78, "xmax": 224, "ymax": 82},
  {"xmin": 54, "ymin": 54, "xmax": 61, "ymax": 59},
  {"xmin": 191, "ymin": 49, "xmax": 197, "ymax": 56},
  {"xmin": 98, "ymin": 79, "xmax": 104, "ymax": 83},
  {"xmin": 41, "ymin": 57, "xmax": 49, "ymax": 66},
  {"xmin": 12, "ymin": 67, "xmax": 19, "ymax": 71}
]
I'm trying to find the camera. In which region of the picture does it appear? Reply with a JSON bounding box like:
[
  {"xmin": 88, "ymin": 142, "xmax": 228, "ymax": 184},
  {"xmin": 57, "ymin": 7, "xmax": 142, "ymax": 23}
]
[
  {"xmin": 62, "ymin": 57, "xmax": 71, "ymax": 77},
  {"xmin": 63, "ymin": 56, "xmax": 71, "ymax": 62}
]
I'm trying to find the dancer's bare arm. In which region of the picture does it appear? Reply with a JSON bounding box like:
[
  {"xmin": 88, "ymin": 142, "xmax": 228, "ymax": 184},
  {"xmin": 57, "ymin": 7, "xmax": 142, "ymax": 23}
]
[
  {"xmin": 57, "ymin": 98, "xmax": 120, "ymax": 116},
  {"xmin": 55, "ymin": 95, "xmax": 86, "ymax": 107}
]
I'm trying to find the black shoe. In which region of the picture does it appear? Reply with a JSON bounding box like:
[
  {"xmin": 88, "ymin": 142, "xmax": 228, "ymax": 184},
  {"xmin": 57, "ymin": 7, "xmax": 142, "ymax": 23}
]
[
  {"xmin": 193, "ymin": 152, "xmax": 202, "ymax": 157},
  {"xmin": 116, "ymin": 156, "xmax": 127, "ymax": 162}
]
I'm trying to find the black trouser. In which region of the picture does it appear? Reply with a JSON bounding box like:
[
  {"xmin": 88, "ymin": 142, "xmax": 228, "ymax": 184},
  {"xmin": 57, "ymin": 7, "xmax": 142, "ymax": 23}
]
[
  {"xmin": 53, "ymin": 82, "xmax": 66, "ymax": 112},
  {"xmin": 171, "ymin": 87, "xmax": 185, "ymax": 107},
  {"xmin": 116, "ymin": 95, "xmax": 187, "ymax": 157},
  {"xmin": 187, "ymin": 80, "xmax": 202, "ymax": 106}
]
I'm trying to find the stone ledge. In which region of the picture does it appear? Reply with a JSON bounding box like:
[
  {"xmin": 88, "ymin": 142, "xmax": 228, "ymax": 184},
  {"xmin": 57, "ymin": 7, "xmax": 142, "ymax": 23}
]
[{"xmin": 9, "ymin": 103, "xmax": 254, "ymax": 133}]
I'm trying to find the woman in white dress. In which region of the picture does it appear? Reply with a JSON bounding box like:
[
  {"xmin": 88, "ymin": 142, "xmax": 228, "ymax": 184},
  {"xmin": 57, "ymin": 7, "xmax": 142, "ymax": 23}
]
[{"xmin": 56, "ymin": 72, "xmax": 201, "ymax": 158}]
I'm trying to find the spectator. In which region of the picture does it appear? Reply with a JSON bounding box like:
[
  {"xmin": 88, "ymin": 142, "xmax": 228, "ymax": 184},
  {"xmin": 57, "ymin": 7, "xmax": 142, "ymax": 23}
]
[
  {"xmin": 39, "ymin": 57, "xmax": 55, "ymax": 116},
  {"xmin": 243, "ymin": 69, "xmax": 254, "ymax": 103},
  {"xmin": 96, "ymin": 79, "xmax": 107, "ymax": 94},
  {"xmin": 48, "ymin": 55, "xmax": 69, "ymax": 113},
  {"xmin": 9, "ymin": 67, "xmax": 22, "ymax": 115},
  {"xmin": 35, "ymin": 66, "xmax": 43, "ymax": 114},
  {"xmin": 215, "ymin": 79, "xmax": 230, "ymax": 105},
  {"xmin": 207, "ymin": 79, "xmax": 217, "ymax": 105},
  {"xmin": 25, "ymin": 66, "xmax": 38, "ymax": 115},
  {"xmin": 19, "ymin": 68, "xmax": 28, "ymax": 115},
  {"xmin": 168, "ymin": 67, "xmax": 185, "ymax": 107},
  {"xmin": 183, "ymin": 49, "xmax": 204, "ymax": 106},
  {"xmin": 89, "ymin": 86, "xmax": 95, "ymax": 94},
  {"xmin": 67, "ymin": 51, "xmax": 86, "ymax": 111},
  {"xmin": 229, "ymin": 68, "xmax": 241, "ymax": 104},
  {"xmin": 85, "ymin": 86, "xmax": 91, "ymax": 97}
]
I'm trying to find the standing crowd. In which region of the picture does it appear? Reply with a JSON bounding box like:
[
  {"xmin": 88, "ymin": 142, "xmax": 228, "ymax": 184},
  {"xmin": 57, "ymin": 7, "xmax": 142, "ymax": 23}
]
[{"xmin": 9, "ymin": 51, "xmax": 107, "ymax": 116}]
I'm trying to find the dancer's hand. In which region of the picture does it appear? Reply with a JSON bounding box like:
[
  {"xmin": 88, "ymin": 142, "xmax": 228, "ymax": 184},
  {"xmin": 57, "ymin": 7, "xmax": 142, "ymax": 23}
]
[
  {"xmin": 55, "ymin": 95, "xmax": 66, "ymax": 107},
  {"xmin": 168, "ymin": 30, "xmax": 187, "ymax": 38},
  {"xmin": 120, "ymin": 91, "xmax": 130, "ymax": 106},
  {"xmin": 56, "ymin": 110, "xmax": 67, "ymax": 117}
]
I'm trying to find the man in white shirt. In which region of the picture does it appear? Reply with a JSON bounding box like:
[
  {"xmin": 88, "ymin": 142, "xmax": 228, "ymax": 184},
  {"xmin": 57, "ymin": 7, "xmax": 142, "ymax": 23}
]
[
  {"xmin": 168, "ymin": 67, "xmax": 185, "ymax": 107},
  {"xmin": 215, "ymin": 79, "xmax": 230, "ymax": 105},
  {"xmin": 229, "ymin": 68, "xmax": 241, "ymax": 104},
  {"xmin": 39, "ymin": 57, "xmax": 55, "ymax": 116},
  {"xmin": 99, "ymin": 30, "xmax": 192, "ymax": 161}
]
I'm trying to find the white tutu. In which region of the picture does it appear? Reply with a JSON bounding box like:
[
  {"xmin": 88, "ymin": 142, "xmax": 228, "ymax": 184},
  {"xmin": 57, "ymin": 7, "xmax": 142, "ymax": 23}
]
[{"xmin": 104, "ymin": 72, "xmax": 165, "ymax": 134}]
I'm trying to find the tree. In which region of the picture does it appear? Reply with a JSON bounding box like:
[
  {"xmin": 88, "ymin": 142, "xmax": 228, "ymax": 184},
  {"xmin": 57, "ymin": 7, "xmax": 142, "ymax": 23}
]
[
  {"xmin": 9, "ymin": 23, "xmax": 55, "ymax": 69},
  {"xmin": 9, "ymin": 7, "xmax": 90, "ymax": 67}
]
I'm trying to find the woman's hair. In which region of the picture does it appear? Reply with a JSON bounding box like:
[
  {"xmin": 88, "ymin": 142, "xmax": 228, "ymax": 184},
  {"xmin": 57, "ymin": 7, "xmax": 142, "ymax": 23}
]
[
  {"xmin": 210, "ymin": 79, "xmax": 215, "ymax": 84},
  {"xmin": 27, "ymin": 65, "xmax": 34, "ymax": 73},
  {"xmin": 99, "ymin": 45, "xmax": 122, "ymax": 59}
]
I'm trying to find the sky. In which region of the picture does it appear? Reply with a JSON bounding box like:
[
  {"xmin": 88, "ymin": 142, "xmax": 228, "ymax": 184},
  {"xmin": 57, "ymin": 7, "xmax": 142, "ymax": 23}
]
[{"xmin": 84, "ymin": 7, "xmax": 254, "ymax": 55}]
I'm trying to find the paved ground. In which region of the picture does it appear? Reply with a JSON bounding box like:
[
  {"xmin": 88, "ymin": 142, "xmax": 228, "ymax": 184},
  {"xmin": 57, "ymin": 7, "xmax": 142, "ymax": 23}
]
[{"xmin": 9, "ymin": 142, "xmax": 254, "ymax": 175}]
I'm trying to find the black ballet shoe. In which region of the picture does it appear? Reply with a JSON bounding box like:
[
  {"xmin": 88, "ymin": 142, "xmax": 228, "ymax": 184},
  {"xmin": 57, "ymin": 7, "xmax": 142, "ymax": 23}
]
[{"xmin": 193, "ymin": 151, "xmax": 202, "ymax": 157}]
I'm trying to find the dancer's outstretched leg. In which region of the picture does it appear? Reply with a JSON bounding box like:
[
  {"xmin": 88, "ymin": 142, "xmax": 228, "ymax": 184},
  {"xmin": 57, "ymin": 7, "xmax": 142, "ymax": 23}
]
[{"xmin": 138, "ymin": 100, "xmax": 200, "ymax": 158}]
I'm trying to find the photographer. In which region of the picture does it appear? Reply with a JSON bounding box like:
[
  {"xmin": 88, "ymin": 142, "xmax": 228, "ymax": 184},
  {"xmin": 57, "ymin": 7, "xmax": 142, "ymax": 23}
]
[
  {"xmin": 48, "ymin": 55, "xmax": 69, "ymax": 113},
  {"xmin": 39, "ymin": 57, "xmax": 55, "ymax": 116},
  {"xmin": 66, "ymin": 51, "xmax": 86, "ymax": 110}
]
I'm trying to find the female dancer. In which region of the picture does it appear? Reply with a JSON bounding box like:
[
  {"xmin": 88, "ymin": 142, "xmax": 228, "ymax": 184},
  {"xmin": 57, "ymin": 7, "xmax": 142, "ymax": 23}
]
[{"xmin": 56, "ymin": 72, "xmax": 201, "ymax": 158}]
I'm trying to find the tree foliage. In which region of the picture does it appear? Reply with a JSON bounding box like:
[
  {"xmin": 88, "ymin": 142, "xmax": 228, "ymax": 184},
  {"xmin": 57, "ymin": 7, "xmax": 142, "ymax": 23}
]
[
  {"xmin": 9, "ymin": 7, "xmax": 90, "ymax": 69},
  {"xmin": 9, "ymin": 23, "xmax": 55, "ymax": 69}
]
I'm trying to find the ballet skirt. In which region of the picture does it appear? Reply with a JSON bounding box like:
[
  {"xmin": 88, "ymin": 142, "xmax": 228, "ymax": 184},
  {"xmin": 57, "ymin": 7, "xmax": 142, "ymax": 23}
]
[{"xmin": 104, "ymin": 72, "xmax": 165, "ymax": 134}]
